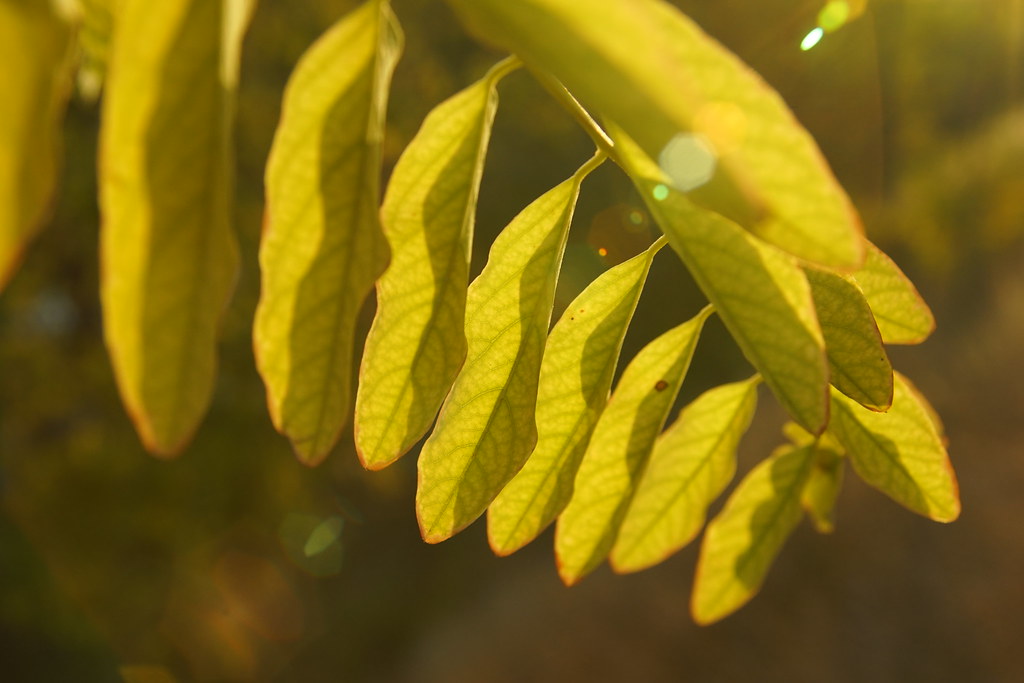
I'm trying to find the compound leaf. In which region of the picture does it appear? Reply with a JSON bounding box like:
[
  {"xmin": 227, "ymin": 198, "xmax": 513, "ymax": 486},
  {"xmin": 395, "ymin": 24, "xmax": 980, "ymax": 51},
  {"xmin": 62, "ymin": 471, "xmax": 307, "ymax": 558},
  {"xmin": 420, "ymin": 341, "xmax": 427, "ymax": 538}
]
[
  {"xmin": 829, "ymin": 373, "xmax": 960, "ymax": 522},
  {"xmin": 100, "ymin": 0, "xmax": 254, "ymax": 454},
  {"xmin": 852, "ymin": 241, "xmax": 936, "ymax": 345},
  {"xmin": 488, "ymin": 238, "xmax": 665, "ymax": 556},
  {"xmin": 691, "ymin": 443, "xmax": 815, "ymax": 625},
  {"xmin": 254, "ymin": 0, "xmax": 402, "ymax": 465},
  {"xmin": 355, "ymin": 57, "xmax": 518, "ymax": 470},
  {"xmin": 611, "ymin": 375, "xmax": 760, "ymax": 574},
  {"xmin": 445, "ymin": 0, "xmax": 864, "ymax": 269},
  {"xmin": 416, "ymin": 154, "xmax": 604, "ymax": 544},
  {"xmin": 554, "ymin": 306, "xmax": 711, "ymax": 585},
  {"xmin": 804, "ymin": 265, "xmax": 893, "ymax": 411},
  {"xmin": 0, "ymin": 0, "xmax": 74, "ymax": 291}
]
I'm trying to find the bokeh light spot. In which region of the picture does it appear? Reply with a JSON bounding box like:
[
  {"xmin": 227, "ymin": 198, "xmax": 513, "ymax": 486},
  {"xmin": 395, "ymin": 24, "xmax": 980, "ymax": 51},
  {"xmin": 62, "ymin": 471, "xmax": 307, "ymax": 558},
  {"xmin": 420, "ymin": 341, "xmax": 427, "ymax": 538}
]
[
  {"xmin": 801, "ymin": 27, "xmax": 825, "ymax": 51},
  {"xmin": 818, "ymin": 0, "xmax": 851, "ymax": 32},
  {"xmin": 652, "ymin": 184, "xmax": 670, "ymax": 201},
  {"xmin": 658, "ymin": 133, "xmax": 717, "ymax": 192},
  {"xmin": 304, "ymin": 516, "xmax": 344, "ymax": 557}
]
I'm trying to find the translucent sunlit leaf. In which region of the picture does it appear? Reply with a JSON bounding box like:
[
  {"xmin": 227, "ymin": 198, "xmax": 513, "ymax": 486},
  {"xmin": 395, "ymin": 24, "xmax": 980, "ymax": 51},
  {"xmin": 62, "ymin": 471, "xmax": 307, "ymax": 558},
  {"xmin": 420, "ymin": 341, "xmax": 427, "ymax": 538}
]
[
  {"xmin": 852, "ymin": 241, "xmax": 936, "ymax": 345},
  {"xmin": 611, "ymin": 376, "xmax": 760, "ymax": 574},
  {"xmin": 691, "ymin": 443, "xmax": 815, "ymax": 625},
  {"xmin": 800, "ymin": 447, "xmax": 844, "ymax": 534},
  {"xmin": 554, "ymin": 306, "xmax": 711, "ymax": 585},
  {"xmin": 100, "ymin": 0, "xmax": 254, "ymax": 455},
  {"xmin": 253, "ymin": 0, "xmax": 402, "ymax": 465},
  {"xmin": 488, "ymin": 238, "xmax": 666, "ymax": 556},
  {"xmin": 355, "ymin": 57, "xmax": 518, "ymax": 470},
  {"xmin": 445, "ymin": 0, "xmax": 865, "ymax": 269},
  {"xmin": 0, "ymin": 0, "xmax": 74, "ymax": 291},
  {"xmin": 804, "ymin": 265, "xmax": 893, "ymax": 411},
  {"xmin": 416, "ymin": 154, "xmax": 604, "ymax": 544},
  {"xmin": 829, "ymin": 373, "xmax": 960, "ymax": 522},
  {"xmin": 618, "ymin": 145, "xmax": 829, "ymax": 435}
]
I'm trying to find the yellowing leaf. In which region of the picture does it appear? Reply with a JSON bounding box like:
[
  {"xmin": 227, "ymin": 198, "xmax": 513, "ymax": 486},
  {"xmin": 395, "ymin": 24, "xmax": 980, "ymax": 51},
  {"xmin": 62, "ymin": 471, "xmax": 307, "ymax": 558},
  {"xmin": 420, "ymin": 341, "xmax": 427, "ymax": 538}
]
[
  {"xmin": 355, "ymin": 57, "xmax": 519, "ymax": 470},
  {"xmin": 100, "ymin": 0, "xmax": 254, "ymax": 455},
  {"xmin": 629, "ymin": 168, "xmax": 829, "ymax": 435},
  {"xmin": 691, "ymin": 443, "xmax": 815, "ymax": 625},
  {"xmin": 852, "ymin": 241, "xmax": 936, "ymax": 345},
  {"xmin": 416, "ymin": 154, "xmax": 604, "ymax": 544},
  {"xmin": 0, "ymin": 1, "xmax": 73, "ymax": 291},
  {"xmin": 253, "ymin": 0, "xmax": 402, "ymax": 465},
  {"xmin": 487, "ymin": 238, "xmax": 665, "ymax": 556},
  {"xmin": 804, "ymin": 266, "xmax": 893, "ymax": 411},
  {"xmin": 801, "ymin": 448, "xmax": 844, "ymax": 534},
  {"xmin": 554, "ymin": 306, "xmax": 711, "ymax": 585},
  {"xmin": 445, "ymin": 0, "xmax": 864, "ymax": 269},
  {"xmin": 829, "ymin": 373, "xmax": 960, "ymax": 522},
  {"xmin": 611, "ymin": 376, "xmax": 760, "ymax": 574}
]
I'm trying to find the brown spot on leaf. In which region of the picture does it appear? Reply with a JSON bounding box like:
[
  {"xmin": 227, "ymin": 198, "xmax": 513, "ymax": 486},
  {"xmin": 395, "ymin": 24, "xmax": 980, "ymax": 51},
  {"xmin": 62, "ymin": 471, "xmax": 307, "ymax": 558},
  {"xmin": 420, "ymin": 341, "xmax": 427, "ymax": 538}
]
[{"xmin": 654, "ymin": 380, "xmax": 668, "ymax": 392}]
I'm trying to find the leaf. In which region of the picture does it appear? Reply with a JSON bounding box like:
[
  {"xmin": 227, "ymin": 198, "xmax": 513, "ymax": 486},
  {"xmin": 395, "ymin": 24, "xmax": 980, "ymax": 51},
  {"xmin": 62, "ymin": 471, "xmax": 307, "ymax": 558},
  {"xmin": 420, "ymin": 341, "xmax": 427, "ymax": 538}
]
[
  {"xmin": 554, "ymin": 306, "xmax": 712, "ymax": 585},
  {"xmin": 801, "ymin": 448, "xmax": 844, "ymax": 534},
  {"xmin": 355, "ymin": 57, "xmax": 518, "ymax": 470},
  {"xmin": 488, "ymin": 238, "xmax": 665, "ymax": 556},
  {"xmin": 611, "ymin": 376, "xmax": 760, "ymax": 574},
  {"xmin": 416, "ymin": 154, "xmax": 604, "ymax": 543},
  {"xmin": 99, "ymin": 0, "xmax": 254, "ymax": 455},
  {"xmin": 0, "ymin": 0, "xmax": 74, "ymax": 292},
  {"xmin": 804, "ymin": 266, "xmax": 893, "ymax": 411},
  {"xmin": 253, "ymin": 0, "xmax": 402, "ymax": 465},
  {"xmin": 852, "ymin": 241, "xmax": 936, "ymax": 345},
  {"xmin": 620, "ymin": 153, "xmax": 829, "ymax": 435},
  {"xmin": 445, "ymin": 0, "xmax": 864, "ymax": 269},
  {"xmin": 829, "ymin": 373, "xmax": 960, "ymax": 522},
  {"xmin": 691, "ymin": 443, "xmax": 815, "ymax": 625}
]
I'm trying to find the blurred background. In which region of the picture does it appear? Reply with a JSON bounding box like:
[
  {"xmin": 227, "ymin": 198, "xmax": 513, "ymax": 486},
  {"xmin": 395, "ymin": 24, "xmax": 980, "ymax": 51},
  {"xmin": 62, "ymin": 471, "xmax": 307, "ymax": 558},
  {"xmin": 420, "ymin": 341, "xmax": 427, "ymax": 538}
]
[{"xmin": 2, "ymin": 0, "xmax": 1023, "ymax": 680}]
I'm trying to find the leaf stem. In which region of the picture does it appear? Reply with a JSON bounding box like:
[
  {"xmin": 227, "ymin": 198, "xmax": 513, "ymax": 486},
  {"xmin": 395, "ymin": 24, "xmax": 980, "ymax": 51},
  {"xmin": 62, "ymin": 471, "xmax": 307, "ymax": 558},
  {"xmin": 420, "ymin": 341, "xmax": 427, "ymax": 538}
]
[
  {"xmin": 487, "ymin": 54, "xmax": 524, "ymax": 82},
  {"xmin": 528, "ymin": 68, "xmax": 619, "ymax": 164}
]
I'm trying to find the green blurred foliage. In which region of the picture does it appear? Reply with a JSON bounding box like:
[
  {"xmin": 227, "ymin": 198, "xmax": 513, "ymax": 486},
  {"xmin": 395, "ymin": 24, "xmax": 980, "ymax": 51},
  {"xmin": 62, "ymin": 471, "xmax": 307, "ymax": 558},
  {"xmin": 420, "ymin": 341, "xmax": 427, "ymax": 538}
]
[{"xmin": 2, "ymin": 0, "xmax": 1023, "ymax": 680}]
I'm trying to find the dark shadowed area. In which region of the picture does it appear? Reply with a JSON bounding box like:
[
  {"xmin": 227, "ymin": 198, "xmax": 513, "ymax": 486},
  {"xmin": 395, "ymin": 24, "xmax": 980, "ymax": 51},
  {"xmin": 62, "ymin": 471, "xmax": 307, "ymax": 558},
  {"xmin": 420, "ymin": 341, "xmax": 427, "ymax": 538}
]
[{"xmin": 2, "ymin": 0, "xmax": 1023, "ymax": 680}]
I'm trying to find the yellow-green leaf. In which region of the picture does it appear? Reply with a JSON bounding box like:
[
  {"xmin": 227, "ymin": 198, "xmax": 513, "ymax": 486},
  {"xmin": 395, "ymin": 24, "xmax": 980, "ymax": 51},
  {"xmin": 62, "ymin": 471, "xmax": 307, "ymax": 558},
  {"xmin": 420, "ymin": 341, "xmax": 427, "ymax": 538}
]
[
  {"xmin": 488, "ymin": 238, "xmax": 665, "ymax": 556},
  {"xmin": 0, "ymin": 0, "xmax": 74, "ymax": 291},
  {"xmin": 691, "ymin": 443, "xmax": 815, "ymax": 625},
  {"xmin": 611, "ymin": 376, "xmax": 760, "ymax": 574},
  {"xmin": 804, "ymin": 266, "xmax": 893, "ymax": 411},
  {"xmin": 253, "ymin": 0, "xmax": 402, "ymax": 465},
  {"xmin": 554, "ymin": 306, "xmax": 711, "ymax": 585},
  {"xmin": 416, "ymin": 154, "xmax": 604, "ymax": 544},
  {"xmin": 100, "ymin": 0, "xmax": 254, "ymax": 455},
  {"xmin": 445, "ymin": 0, "xmax": 864, "ymax": 269},
  {"xmin": 852, "ymin": 241, "xmax": 936, "ymax": 345},
  {"xmin": 355, "ymin": 57, "xmax": 518, "ymax": 470},
  {"xmin": 829, "ymin": 373, "xmax": 960, "ymax": 522},
  {"xmin": 800, "ymin": 448, "xmax": 844, "ymax": 534},
  {"xmin": 625, "ymin": 161, "xmax": 828, "ymax": 435}
]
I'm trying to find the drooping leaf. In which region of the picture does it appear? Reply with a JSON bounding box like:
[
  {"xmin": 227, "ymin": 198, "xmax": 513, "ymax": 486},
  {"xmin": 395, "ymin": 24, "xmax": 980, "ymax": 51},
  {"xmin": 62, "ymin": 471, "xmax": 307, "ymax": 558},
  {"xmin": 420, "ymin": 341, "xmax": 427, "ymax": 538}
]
[
  {"xmin": 445, "ymin": 0, "xmax": 864, "ymax": 269},
  {"xmin": 355, "ymin": 57, "xmax": 519, "ymax": 470},
  {"xmin": 253, "ymin": 0, "xmax": 402, "ymax": 465},
  {"xmin": 554, "ymin": 306, "xmax": 711, "ymax": 585},
  {"xmin": 800, "ymin": 447, "xmax": 844, "ymax": 534},
  {"xmin": 852, "ymin": 241, "xmax": 936, "ymax": 345},
  {"xmin": 691, "ymin": 443, "xmax": 815, "ymax": 625},
  {"xmin": 416, "ymin": 154, "xmax": 605, "ymax": 544},
  {"xmin": 99, "ymin": 0, "xmax": 254, "ymax": 455},
  {"xmin": 488, "ymin": 238, "xmax": 666, "ymax": 556},
  {"xmin": 804, "ymin": 266, "xmax": 893, "ymax": 411},
  {"xmin": 0, "ymin": 0, "xmax": 74, "ymax": 291},
  {"xmin": 611, "ymin": 375, "xmax": 760, "ymax": 574},
  {"xmin": 617, "ymin": 145, "xmax": 829, "ymax": 435},
  {"xmin": 829, "ymin": 373, "xmax": 960, "ymax": 522}
]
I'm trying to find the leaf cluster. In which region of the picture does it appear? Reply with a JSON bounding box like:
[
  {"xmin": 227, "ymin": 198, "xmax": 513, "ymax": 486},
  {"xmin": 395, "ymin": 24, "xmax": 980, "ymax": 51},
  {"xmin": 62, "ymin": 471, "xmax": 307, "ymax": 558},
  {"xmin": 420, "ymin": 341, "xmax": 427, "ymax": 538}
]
[{"xmin": 0, "ymin": 0, "xmax": 959, "ymax": 624}]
